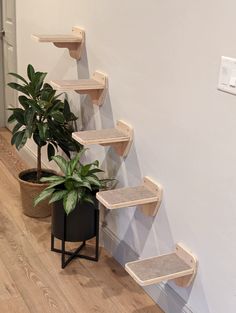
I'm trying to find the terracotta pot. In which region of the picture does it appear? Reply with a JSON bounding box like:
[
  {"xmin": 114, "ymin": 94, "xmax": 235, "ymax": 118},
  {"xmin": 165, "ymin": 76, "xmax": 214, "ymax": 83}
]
[{"xmin": 18, "ymin": 168, "xmax": 57, "ymax": 218}]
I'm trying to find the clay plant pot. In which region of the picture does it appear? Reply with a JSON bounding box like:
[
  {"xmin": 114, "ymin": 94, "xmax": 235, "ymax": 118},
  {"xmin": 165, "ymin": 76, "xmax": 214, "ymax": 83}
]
[{"xmin": 18, "ymin": 168, "xmax": 57, "ymax": 218}]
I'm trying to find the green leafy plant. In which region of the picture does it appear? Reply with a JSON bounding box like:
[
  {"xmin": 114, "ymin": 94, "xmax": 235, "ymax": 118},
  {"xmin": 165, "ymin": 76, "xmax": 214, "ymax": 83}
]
[
  {"xmin": 8, "ymin": 64, "xmax": 81, "ymax": 181},
  {"xmin": 34, "ymin": 149, "xmax": 113, "ymax": 215}
]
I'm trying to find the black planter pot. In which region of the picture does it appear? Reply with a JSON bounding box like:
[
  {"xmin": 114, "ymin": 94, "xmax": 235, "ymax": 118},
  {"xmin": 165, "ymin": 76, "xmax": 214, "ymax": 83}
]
[
  {"xmin": 51, "ymin": 194, "xmax": 100, "ymax": 268},
  {"xmin": 52, "ymin": 195, "xmax": 98, "ymax": 242}
]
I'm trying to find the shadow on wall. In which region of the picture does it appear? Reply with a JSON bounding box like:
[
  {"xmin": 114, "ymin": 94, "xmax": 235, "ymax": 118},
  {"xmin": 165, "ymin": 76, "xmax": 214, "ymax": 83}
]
[
  {"xmin": 50, "ymin": 49, "xmax": 77, "ymax": 79},
  {"xmin": 74, "ymin": 38, "xmax": 210, "ymax": 313}
]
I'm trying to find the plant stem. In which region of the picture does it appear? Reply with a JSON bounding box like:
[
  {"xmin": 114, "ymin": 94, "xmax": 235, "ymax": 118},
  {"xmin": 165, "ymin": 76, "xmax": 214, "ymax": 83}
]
[{"xmin": 37, "ymin": 145, "xmax": 42, "ymax": 182}]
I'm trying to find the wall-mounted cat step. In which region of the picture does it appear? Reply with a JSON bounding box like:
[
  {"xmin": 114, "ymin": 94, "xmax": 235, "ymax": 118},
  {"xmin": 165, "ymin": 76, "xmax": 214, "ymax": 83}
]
[
  {"xmin": 72, "ymin": 120, "xmax": 133, "ymax": 157},
  {"xmin": 51, "ymin": 71, "xmax": 107, "ymax": 106},
  {"xmin": 96, "ymin": 177, "xmax": 163, "ymax": 216},
  {"xmin": 32, "ymin": 26, "xmax": 85, "ymax": 59},
  {"xmin": 125, "ymin": 243, "xmax": 197, "ymax": 288}
]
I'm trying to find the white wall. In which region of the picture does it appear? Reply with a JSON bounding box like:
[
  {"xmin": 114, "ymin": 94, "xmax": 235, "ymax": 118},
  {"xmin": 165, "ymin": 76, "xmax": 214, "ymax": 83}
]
[{"xmin": 15, "ymin": 1, "xmax": 236, "ymax": 312}]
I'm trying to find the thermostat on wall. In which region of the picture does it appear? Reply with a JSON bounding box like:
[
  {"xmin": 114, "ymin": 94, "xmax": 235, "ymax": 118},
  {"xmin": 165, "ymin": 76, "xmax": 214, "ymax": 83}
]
[{"xmin": 218, "ymin": 56, "xmax": 236, "ymax": 95}]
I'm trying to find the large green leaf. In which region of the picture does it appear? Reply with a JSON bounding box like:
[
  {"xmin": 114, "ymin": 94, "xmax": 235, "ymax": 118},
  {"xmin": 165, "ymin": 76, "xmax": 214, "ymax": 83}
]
[
  {"xmin": 18, "ymin": 96, "xmax": 30, "ymax": 109},
  {"xmin": 49, "ymin": 190, "xmax": 68, "ymax": 204},
  {"xmin": 34, "ymin": 72, "xmax": 47, "ymax": 92},
  {"xmin": 82, "ymin": 195, "xmax": 95, "ymax": 205},
  {"xmin": 44, "ymin": 178, "xmax": 66, "ymax": 190},
  {"xmin": 38, "ymin": 123, "xmax": 48, "ymax": 141},
  {"xmin": 88, "ymin": 168, "xmax": 104, "ymax": 175},
  {"xmin": 86, "ymin": 176, "xmax": 101, "ymax": 187},
  {"xmin": 11, "ymin": 131, "xmax": 20, "ymax": 146},
  {"xmin": 64, "ymin": 180, "xmax": 75, "ymax": 191},
  {"xmin": 27, "ymin": 64, "xmax": 35, "ymax": 81},
  {"xmin": 51, "ymin": 155, "xmax": 67, "ymax": 174},
  {"xmin": 69, "ymin": 148, "xmax": 87, "ymax": 173},
  {"xmin": 47, "ymin": 143, "xmax": 55, "ymax": 161},
  {"xmin": 12, "ymin": 123, "xmax": 22, "ymax": 134},
  {"xmin": 76, "ymin": 180, "xmax": 92, "ymax": 191},
  {"xmin": 17, "ymin": 130, "xmax": 28, "ymax": 150},
  {"xmin": 24, "ymin": 107, "xmax": 35, "ymax": 138},
  {"xmin": 43, "ymin": 83, "xmax": 53, "ymax": 90},
  {"xmin": 12, "ymin": 108, "xmax": 25, "ymax": 125},
  {"xmin": 34, "ymin": 188, "xmax": 55, "ymax": 207},
  {"xmin": 9, "ymin": 72, "xmax": 28, "ymax": 84},
  {"xmin": 33, "ymin": 132, "xmax": 46, "ymax": 147},
  {"xmin": 7, "ymin": 114, "xmax": 16, "ymax": 123},
  {"xmin": 63, "ymin": 99, "xmax": 72, "ymax": 121},
  {"xmin": 63, "ymin": 190, "xmax": 78, "ymax": 215},
  {"xmin": 72, "ymin": 173, "xmax": 83, "ymax": 183},
  {"xmin": 45, "ymin": 100, "xmax": 62, "ymax": 116},
  {"xmin": 66, "ymin": 163, "xmax": 73, "ymax": 176},
  {"xmin": 51, "ymin": 112, "xmax": 64, "ymax": 123},
  {"xmin": 11, "ymin": 130, "xmax": 27, "ymax": 150},
  {"xmin": 40, "ymin": 175, "xmax": 64, "ymax": 183},
  {"xmin": 8, "ymin": 82, "xmax": 29, "ymax": 96},
  {"xmin": 42, "ymin": 89, "xmax": 57, "ymax": 103},
  {"xmin": 80, "ymin": 163, "xmax": 93, "ymax": 176},
  {"xmin": 26, "ymin": 99, "xmax": 43, "ymax": 113}
]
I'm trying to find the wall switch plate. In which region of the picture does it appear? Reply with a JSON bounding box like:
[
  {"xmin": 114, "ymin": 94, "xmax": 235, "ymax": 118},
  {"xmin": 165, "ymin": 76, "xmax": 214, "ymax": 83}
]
[{"xmin": 218, "ymin": 56, "xmax": 236, "ymax": 95}]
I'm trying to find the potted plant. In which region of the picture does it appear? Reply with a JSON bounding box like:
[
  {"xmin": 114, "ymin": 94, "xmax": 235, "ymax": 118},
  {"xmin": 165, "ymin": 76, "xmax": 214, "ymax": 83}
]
[
  {"xmin": 34, "ymin": 149, "xmax": 112, "ymax": 267},
  {"xmin": 8, "ymin": 64, "xmax": 81, "ymax": 217}
]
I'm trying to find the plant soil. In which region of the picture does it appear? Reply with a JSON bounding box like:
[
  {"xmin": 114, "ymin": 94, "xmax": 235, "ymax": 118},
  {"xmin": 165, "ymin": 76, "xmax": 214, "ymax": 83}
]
[{"xmin": 19, "ymin": 170, "xmax": 55, "ymax": 184}]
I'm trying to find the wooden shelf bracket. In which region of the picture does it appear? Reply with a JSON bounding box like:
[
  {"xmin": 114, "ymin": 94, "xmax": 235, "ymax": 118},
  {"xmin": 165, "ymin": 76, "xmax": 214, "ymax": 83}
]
[
  {"xmin": 125, "ymin": 243, "xmax": 198, "ymax": 288},
  {"xmin": 96, "ymin": 176, "xmax": 163, "ymax": 216},
  {"xmin": 72, "ymin": 120, "xmax": 133, "ymax": 157},
  {"xmin": 51, "ymin": 71, "xmax": 107, "ymax": 106},
  {"xmin": 32, "ymin": 26, "xmax": 85, "ymax": 60}
]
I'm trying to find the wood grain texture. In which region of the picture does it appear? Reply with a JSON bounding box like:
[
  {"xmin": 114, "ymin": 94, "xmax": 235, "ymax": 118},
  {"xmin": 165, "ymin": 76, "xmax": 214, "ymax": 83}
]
[
  {"xmin": 51, "ymin": 79, "xmax": 104, "ymax": 91},
  {"xmin": 72, "ymin": 128, "xmax": 129, "ymax": 145},
  {"xmin": 0, "ymin": 128, "xmax": 27, "ymax": 177},
  {"xmin": 32, "ymin": 34, "xmax": 82, "ymax": 43},
  {"xmin": 51, "ymin": 72, "xmax": 107, "ymax": 106},
  {"xmin": 0, "ymin": 128, "xmax": 164, "ymax": 313},
  {"xmin": 32, "ymin": 27, "xmax": 85, "ymax": 60}
]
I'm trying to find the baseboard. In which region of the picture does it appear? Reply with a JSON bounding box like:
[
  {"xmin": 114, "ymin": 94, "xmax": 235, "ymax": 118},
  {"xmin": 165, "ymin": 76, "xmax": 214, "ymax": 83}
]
[
  {"xmin": 101, "ymin": 226, "xmax": 194, "ymax": 313},
  {"xmin": 18, "ymin": 144, "xmax": 49, "ymax": 169}
]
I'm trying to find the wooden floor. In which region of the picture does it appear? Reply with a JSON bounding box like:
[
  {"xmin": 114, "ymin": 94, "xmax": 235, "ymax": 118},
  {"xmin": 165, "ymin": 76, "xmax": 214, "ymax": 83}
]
[{"xmin": 0, "ymin": 128, "xmax": 164, "ymax": 313}]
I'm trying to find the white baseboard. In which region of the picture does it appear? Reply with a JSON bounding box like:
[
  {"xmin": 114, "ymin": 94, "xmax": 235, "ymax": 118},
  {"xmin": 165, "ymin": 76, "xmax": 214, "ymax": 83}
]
[
  {"xmin": 101, "ymin": 226, "xmax": 194, "ymax": 313},
  {"xmin": 18, "ymin": 145, "xmax": 49, "ymax": 169}
]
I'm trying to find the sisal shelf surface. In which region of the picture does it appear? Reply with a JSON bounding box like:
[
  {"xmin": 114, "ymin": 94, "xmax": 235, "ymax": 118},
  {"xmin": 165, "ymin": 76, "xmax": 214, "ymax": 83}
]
[
  {"xmin": 97, "ymin": 185, "xmax": 158, "ymax": 210},
  {"xmin": 51, "ymin": 79, "xmax": 104, "ymax": 91},
  {"xmin": 72, "ymin": 128, "xmax": 129, "ymax": 145},
  {"xmin": 125, "ymin": 253, "xmax": 193, "ymax": 286}
]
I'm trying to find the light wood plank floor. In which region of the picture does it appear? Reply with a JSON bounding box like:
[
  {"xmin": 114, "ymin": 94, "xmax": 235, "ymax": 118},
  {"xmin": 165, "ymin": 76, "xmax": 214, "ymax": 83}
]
[{"xmin": 0, "ymin": 128, "xmax": 164, "ymax": 313}]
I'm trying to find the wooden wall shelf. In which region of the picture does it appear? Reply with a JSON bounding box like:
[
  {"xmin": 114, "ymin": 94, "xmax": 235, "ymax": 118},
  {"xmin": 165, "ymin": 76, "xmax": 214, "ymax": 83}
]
[
  {"xmin": 125, "ymin": 243, "xmax": 197, "ymax": 288},
  {"xmin": 96, "ymin": 177, "xmax": 163, "ymax": 216},
  {"xmin": 32, "ymin": 26, "xmax": 85, "ymax": 60},
  {"xmin": 72, "ymin": 120, "xmax": 133, "ymax": 157},
  {"xmin": 51, "ymin": 71, "xmax": 107, "ymax": 106}
]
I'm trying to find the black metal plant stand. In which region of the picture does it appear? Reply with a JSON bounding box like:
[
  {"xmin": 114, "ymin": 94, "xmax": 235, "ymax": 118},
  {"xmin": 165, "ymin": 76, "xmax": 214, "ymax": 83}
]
[{"xmin": 51, "ymin": 209, "xmax": 99, "ymax": 269}]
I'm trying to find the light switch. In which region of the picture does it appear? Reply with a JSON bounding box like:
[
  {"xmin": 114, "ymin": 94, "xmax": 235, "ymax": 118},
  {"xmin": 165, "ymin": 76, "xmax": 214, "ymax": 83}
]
[{"xmin": 218, "ymin": 56, "xmax": 236, "ymax": 95}]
